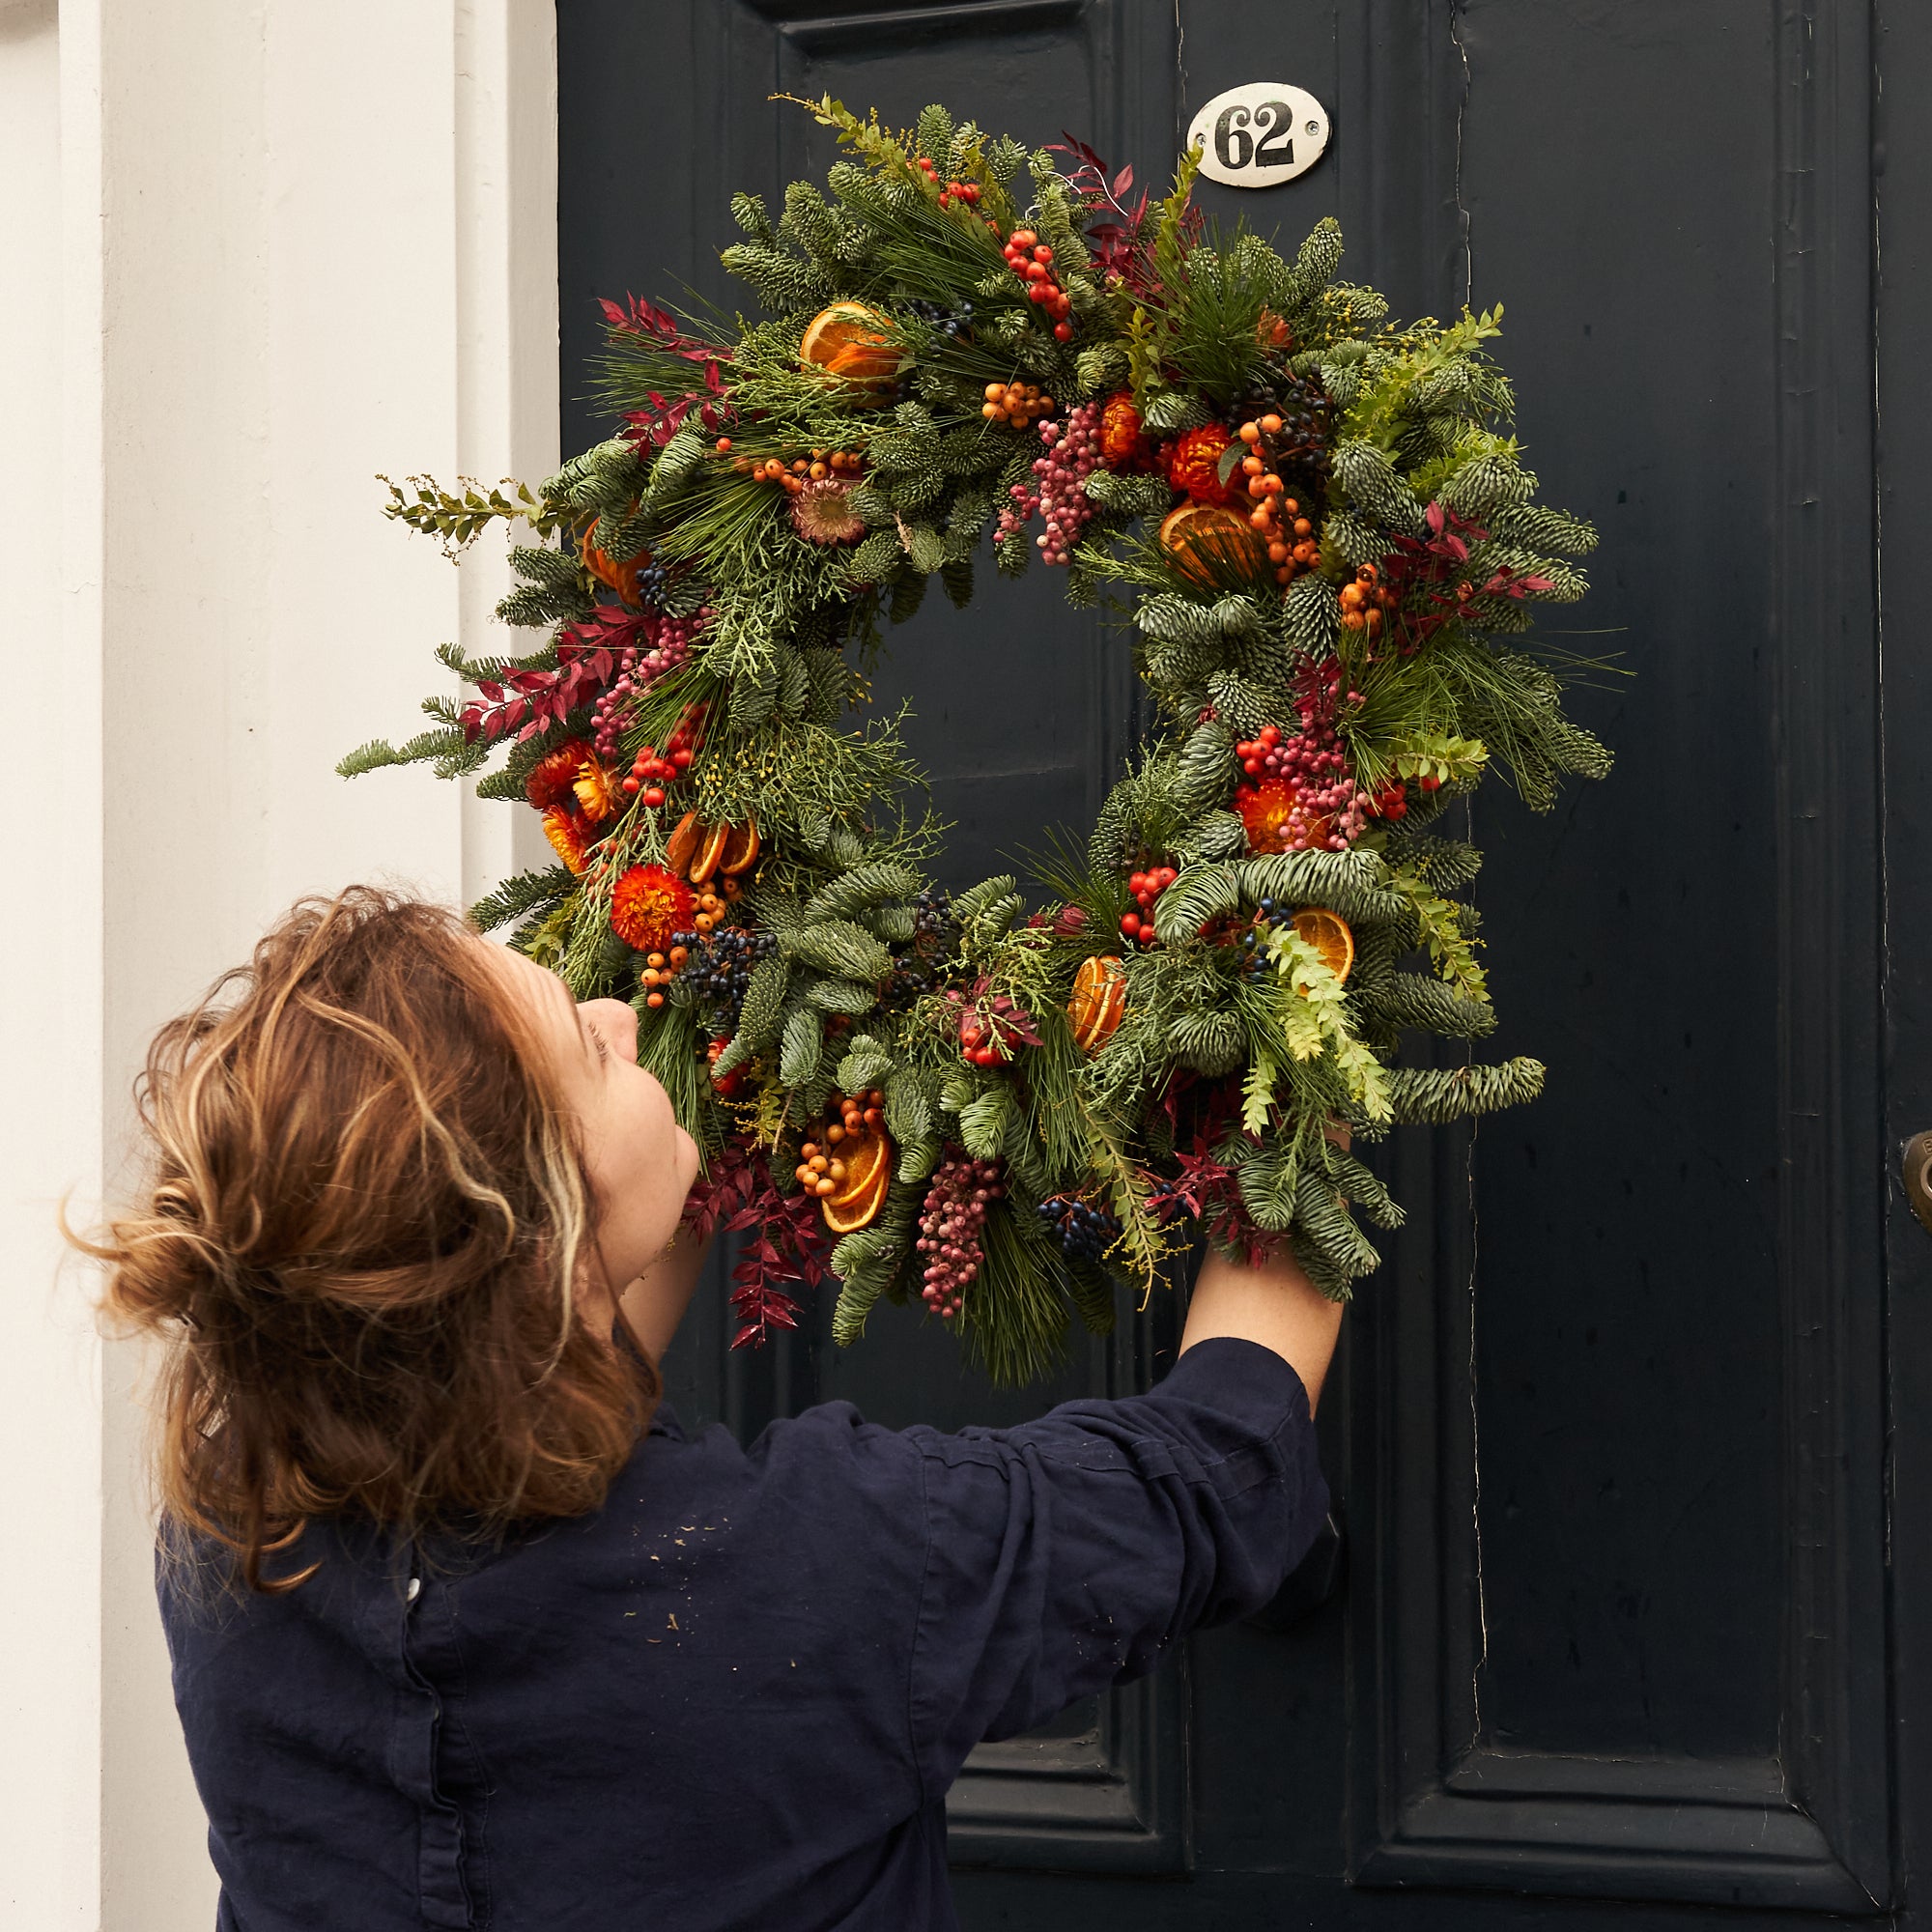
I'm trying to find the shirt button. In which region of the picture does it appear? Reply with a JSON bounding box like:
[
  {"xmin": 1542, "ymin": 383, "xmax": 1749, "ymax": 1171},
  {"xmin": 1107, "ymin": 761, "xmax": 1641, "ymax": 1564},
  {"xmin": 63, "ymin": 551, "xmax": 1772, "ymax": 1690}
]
[{"xmin": 407, "ymin": 1577, "xmax": 421, "ymax": 1604}]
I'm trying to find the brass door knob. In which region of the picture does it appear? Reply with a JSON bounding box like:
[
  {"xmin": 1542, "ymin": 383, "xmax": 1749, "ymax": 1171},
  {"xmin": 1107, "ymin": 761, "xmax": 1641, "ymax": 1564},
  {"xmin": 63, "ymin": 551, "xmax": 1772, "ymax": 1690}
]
[{"xmin": 1905, "ymin": 1132, "xmax": 1932, "ymax": 1236}]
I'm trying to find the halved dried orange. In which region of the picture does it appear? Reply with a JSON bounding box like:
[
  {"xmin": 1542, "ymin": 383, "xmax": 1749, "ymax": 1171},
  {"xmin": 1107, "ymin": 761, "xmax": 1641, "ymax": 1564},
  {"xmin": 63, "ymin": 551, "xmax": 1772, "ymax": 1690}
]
[
  {"xmin": 1291, "ymin": 907, "xmax": 1354, "ymax": 985},
  {"xmin": 689, "ymin": 821, "xmax": 731, "ymax": 886},
  {"xmin": 1067, "ymin": 954, "xmax": 1128, "ymax": 1054},
  {"xmin": 665, "ymin": 810, "xmax": 702, "ymax": 878},
  {"xmin": 799, "ymin": 301, "xmax": 903, "ymax": 393},
  {"xmin": 580, "ymin": 526, "xmax": 647, "ymax": 604},
  {"xmin": 827, "ymin": 1130, "xmax": 890, "ymax": 1208},
  {"xmin": 1156, "ymin": 501, "xmax": 1269, "ymax": 587},
  {"xmin": 718, "ymin": 819, "xmax": 761, "ymax": 876},
  {"xmin": 822, "ymin": 1158, "xmax": 891, "ymax": 1234}
]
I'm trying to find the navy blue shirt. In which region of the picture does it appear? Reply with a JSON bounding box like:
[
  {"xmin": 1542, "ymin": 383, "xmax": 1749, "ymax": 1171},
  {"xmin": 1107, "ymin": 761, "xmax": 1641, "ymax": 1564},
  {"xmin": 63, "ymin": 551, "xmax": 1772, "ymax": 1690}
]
[{"xmin": 160, "ymin": 1337, "xmax": 1327, "ymax": 1930}]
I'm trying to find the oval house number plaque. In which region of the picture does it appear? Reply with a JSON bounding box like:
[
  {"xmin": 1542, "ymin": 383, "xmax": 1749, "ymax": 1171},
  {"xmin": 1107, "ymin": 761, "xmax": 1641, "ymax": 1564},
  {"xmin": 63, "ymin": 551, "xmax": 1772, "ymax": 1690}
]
[{"xmin": 1187, "ymin": 82, "xmax": 1330, "ymax": 188}]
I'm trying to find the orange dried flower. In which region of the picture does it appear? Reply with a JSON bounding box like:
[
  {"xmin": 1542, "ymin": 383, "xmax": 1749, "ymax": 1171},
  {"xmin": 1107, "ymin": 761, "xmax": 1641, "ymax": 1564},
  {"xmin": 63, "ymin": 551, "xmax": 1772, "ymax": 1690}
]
[
  {"xmin": 543, "ymin": 808, "xmax": 591, "ymax": 875},
  {"xmin": 610, "ymin": 864, "xmax": 696, "ymax": 953},
  {"xmin": 1236, "ymin": 779, "xmax": 1329, "ymax": 856},
  {"xmin": 790, "ymin": 477, "xmax": 866, "ymax": 545},
  {"xmin": 526, "ymin": 737, "xmax": 597, "ymax": 811},
  {"xmin": 1166, "ymin": 423, "xmax": 1244, "ymax": 507},
  {"xmin": 572, "ymin": 756, "xmax": 621, "ymax": 824},
  {"xmin": 1098, "ymin": 389, "xmax": 1151, "ymax": 470}
]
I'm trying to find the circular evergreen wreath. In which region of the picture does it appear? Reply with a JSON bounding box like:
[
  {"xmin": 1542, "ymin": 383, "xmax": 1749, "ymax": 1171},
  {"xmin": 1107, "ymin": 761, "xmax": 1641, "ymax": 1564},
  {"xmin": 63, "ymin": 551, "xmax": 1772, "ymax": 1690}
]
[{"xmin": 347, "ymin": 97, "xmax": 1610, "ymax": 1384}]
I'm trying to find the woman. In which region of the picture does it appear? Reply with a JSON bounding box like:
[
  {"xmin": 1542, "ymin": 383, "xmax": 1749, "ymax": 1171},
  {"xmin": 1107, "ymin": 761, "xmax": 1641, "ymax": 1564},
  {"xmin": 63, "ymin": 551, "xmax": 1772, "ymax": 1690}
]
[{"xmin": 90, "ymin": 887, "xmax": 1339, "ymax": 1931}]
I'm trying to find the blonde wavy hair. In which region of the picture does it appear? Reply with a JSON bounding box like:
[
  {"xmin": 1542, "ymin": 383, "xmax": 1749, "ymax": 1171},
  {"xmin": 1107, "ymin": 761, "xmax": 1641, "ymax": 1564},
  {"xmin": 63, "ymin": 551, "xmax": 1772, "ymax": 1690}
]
[{"xmin": 73, "ymin": 887, "xmax": 655, "ymax": 1592}]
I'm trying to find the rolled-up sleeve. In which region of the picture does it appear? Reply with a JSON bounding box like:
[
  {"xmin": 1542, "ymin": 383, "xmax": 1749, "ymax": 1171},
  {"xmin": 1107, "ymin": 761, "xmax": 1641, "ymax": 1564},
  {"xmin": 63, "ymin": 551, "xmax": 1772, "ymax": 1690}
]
[{"xmin": 904, "ymin": 1337, "xmax": 1327, "ymax": 1793}]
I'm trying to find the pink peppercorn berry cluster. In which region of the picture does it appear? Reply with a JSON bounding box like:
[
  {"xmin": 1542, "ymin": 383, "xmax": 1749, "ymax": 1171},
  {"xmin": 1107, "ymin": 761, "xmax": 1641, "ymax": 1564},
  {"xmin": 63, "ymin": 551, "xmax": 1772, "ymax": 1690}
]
[
  {"xmin": 1233, "ymin": 657, "xmax": 1419, "ymax": 851},
  {"xmin": 995, "ymin": 483, "xmax": 1040, "ymax": 547},
  {"xmin": 1031, "ymin": 402, "xmax": 1103, "ymax": 565},
  {"xmin": 1000, "ymin": 227, "xmax": 1076, "ymax": 342},
  {"xmin": 1119, "ymin": 865, "xmax": 1177, "ymax": 947},
  {"xmin": 917, "ymin": 1154, "xmax": 1006, "ymax": 1320},
  {"xmin": 589, "ymin": 608, "xmax": 708, "ymax": 764}
]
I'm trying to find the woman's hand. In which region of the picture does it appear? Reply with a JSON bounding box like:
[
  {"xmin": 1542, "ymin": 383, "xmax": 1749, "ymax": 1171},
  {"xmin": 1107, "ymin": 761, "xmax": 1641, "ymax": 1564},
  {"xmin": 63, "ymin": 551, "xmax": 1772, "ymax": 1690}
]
[{"xmin": 1179, "ymin": 1122, "xmax": 1350, "ymax": 1409}]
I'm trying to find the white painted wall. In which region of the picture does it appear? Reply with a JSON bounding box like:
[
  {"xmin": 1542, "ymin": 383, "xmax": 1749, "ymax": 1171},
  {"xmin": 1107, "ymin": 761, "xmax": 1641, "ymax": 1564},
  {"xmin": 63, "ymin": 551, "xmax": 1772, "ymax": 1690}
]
[
  {"xmin": 1, "ymin": 3, "xmax": 557, "ymax": 1923},
  {"xmin": 1, "ymin": 5, "xmax": 103, "ymax": 1925}
]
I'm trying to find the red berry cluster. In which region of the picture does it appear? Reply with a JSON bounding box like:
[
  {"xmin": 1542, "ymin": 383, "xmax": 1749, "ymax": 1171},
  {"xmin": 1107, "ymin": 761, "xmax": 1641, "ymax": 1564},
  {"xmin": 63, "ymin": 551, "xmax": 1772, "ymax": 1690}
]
[
  {"xmin": 916, "ymin": 155, "xmax": 981, "ymax": 209},
  {"xmin": 1234, "ymin": 720, "xmax": 1333, "ymax": 787},
  {"xmin": 953, "ymin": 989, "xmax": 1033, "ymax": 1065},
  {"xmin": 917, "ymin": 1153, "xmax": 1005, "ymax": 1320},
  {"xmin": 1120, "ymin": 864, "xmax": 1178, "ymax": 947},
  {"xmin": 1000, "ymin": 227, "xmax": 1075, "ymax": 342},
  {"xmin": 621, "ymin": 702, "xmax": 706, "ymax": 807}
]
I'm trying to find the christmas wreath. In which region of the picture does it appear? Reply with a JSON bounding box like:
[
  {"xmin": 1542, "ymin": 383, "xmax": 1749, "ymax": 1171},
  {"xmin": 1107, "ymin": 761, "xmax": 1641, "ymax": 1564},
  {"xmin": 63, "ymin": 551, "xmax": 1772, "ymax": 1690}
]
[{"xmin": 345, "ymin": 99, "xmax": 1609, "ymax": 1383}]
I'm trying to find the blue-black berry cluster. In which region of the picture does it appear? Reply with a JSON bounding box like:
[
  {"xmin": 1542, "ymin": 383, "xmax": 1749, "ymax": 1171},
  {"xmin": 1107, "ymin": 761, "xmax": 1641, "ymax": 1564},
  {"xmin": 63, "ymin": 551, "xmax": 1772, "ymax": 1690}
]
[
  {"xmin": 671, "ymin": 924, "xmax": 778, "ymax": 1028},
  {"xmin": 1236, "ymin": 896, "xmax": 1283, "ymax": 982},
  {"xmin": 634, "ymin": 558, "xmax": 671, "ymax": 608},
  {"xmin": 1239, "ymin": 366, "xmax": 1331, "ymax": 467},
  {"xmin": 907, "ymin": 298, "xmax": 975, "ymax": 343},
  {"xmin": 893, "ymin": 886, "xmax": 960, "ymax": 997},
  {"xmin": 1037, "ymin": 1195, "xmax": 1122, "ymax": 1264}
]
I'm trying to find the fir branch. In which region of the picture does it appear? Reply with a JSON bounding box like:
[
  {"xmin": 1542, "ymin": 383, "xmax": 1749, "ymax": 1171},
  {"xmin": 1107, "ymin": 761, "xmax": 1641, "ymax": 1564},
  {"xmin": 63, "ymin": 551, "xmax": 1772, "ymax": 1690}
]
[{"xmin": 468, "ymin": 866, "xmax": 577, "ymax": 936}]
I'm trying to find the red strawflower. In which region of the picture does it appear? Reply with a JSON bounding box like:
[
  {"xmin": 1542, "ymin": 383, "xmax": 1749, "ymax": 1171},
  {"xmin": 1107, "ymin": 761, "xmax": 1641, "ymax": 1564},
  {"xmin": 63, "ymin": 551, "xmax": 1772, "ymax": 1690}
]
[
  {"xmin": 610, "ymin": 864, "xmax": 696, "ymax": 952},
  {"xmin": 526, "ymin": 737, "xmax": 598, "ymax": 811},
  {"xmin": 1236, "ymin": 778, "xmax": 1330, "ymax": 856},
  {"xmin": 1166, "ymin": 423, "xmax": 1244, "ymax": 507}
]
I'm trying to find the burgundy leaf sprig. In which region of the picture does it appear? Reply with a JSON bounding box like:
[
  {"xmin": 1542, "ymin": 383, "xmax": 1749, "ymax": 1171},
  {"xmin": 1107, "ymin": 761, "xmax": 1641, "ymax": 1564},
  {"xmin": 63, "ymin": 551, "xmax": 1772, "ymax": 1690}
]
[
  {"xmin": 1146, "ymin": 1138, "xmax": 1273, "ymax": 1271},
  {"xmin": 1050, "ymin": 134, "xmax": 1199, "ymax": 299},
  {"xmin": 457, "ymin": 610, "xmax": 655, "ymax": 747},
  {"xmin": 681, "ymin": 1145, "xmax": 832, "ymax": 1351},
  {"xmin": 1378, "ymin": 500, "xmax": 1554, "ymax": 653},
  {"xmin": 600, "ymin": 294, "xmax": 734, "ymax": 448}
]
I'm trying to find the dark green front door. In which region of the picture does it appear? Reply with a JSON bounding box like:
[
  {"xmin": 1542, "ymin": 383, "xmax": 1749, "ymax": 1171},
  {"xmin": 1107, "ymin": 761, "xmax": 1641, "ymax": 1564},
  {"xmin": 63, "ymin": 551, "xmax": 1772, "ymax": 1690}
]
[{"xmin": 559, "ymin": 4, "xmax": 1924, "ymax": 1921}]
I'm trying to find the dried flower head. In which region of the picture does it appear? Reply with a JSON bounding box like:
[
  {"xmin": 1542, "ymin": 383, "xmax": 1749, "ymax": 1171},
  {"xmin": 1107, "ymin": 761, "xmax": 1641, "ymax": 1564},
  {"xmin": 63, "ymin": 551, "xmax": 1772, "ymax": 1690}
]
[
  {"xmin": 526, "ymin": 737, "xmax": 598, "ymax": 812},
  {"xmin": 610, "ymin": 864, "xmax": 696, "ymax": 953},
  {"xmin": 572, "ymin": 756, "xmax": 621, "ymax": 825},
  {"xmin": 542, "ymin": 808, "xmax": 591, "ymax": 875},
  {"xmin": 789, "ymin": 477, "xmax": 866, "ymax": 545}
]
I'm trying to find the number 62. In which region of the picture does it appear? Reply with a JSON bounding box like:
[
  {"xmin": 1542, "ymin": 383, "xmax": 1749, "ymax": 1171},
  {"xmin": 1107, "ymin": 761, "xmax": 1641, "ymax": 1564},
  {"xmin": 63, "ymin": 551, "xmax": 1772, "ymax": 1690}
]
[{"xmin": 1214, "ymin": 99, "xmax": 1295, "ymax": 172}]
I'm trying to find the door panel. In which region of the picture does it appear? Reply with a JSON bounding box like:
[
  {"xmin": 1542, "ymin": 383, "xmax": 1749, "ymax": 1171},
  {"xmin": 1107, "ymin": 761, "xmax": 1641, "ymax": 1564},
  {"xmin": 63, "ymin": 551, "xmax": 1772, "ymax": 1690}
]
[
  {"xmin": 559, "ymin": 1, "xmax": 1913, "ymax": 1920},
  {"xmin": 1342, "ymin": 0, "xmax": 1887, "ymax": 1910}
]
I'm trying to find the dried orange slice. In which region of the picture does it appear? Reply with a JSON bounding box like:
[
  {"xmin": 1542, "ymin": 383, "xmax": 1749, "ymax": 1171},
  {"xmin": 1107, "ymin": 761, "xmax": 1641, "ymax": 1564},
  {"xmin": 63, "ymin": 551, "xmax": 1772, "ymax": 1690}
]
[
  {"xmin": 1067, "ymin": 954, "xmax": 1128, "ymax": 1054},
  {"xmin": 689, "ymin": 821, "xmax": 731, "ymax": 886},
  {"xmin": 827, "ymin": 1131, "xmax": 889, "ymax": 1208},
  {"xmin": 1291, "ymin": 907, "xmax": 1354, "ymax": 985},
  {"xmin": 822, "ymin": 1158, "xmax": 890, "ymax": 1234},
  {"xmin": 799, "ymin": 301, "xmax": 903, "ymax": 392},
  {"xmin": 718, "ymin": 819, "xmax": 761, "ymax": 876},
  {"xmin": 665, "ymin": 810, "xmax": 701, "ymax": 878},
  {"xmin": 1156, "ymin": 502, "xmax": 1269, "ymax": 587}
]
